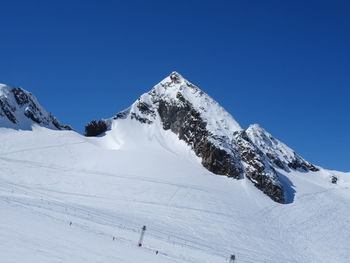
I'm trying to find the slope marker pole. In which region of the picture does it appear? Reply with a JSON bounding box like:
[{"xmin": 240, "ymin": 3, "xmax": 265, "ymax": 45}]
[
  {"xmin": 138, "ymin": 225, "xmax": 146, "ymax": 247},
  {"xmin": 229, "ymin": 254, "xmax": 236, "ymax": 263}
]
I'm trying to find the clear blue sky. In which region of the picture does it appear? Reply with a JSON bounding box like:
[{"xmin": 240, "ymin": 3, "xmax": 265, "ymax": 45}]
[{"xmin": 1, "ymin": 0, "xmax": 349, "ymax": 171}]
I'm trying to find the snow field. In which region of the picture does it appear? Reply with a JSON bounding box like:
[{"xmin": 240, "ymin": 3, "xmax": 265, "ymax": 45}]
[{"xmin": 0, "ymin": 125, "xmax": 349, "ymax": 263}]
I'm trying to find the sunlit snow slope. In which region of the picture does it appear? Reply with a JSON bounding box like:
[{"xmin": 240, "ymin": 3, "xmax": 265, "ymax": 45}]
[{"xmin": 1, "ymin": 124, "xmax": 349, "ymax": 263}]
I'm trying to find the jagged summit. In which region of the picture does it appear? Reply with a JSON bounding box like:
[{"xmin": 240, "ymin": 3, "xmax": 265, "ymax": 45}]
[
  {"xmin": 85, "ymin": 72, "xmax": 319, "ymax": 203},
  {"xmin": 164, "ymin": 71, "xmax": 184, "ymax": 84},
  {"xmin": 0, "ymin": 84, "xmax": 70, "ymax": 130},
  {"xmin": 158, "ymin": 71, "xmax": 191, "ymax": 86}
]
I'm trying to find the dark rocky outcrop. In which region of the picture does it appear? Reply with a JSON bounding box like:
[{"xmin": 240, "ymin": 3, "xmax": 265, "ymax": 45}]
[
  {"xmin": 331, "ymin": 175, "xmax": 338, "ymax": 184},
  {"xmin": 157, "ymin": 94, "xmax": 242, "ymax": 179},
  {"xmin": 287, "ymin": 158, "xmax": 319, "ymax": 172},
  {"xmin": 12, "ymin": 87, "xmax": 31, "ymax": 105},
  {"xmin": 233, "ymin": 131, "xmax": 284, "ymax": 203},
  {"xmin": 85, "ymin": 120, "xmax": 108, "ymax": 137},
  {"xmin": 0, "ymin": 99, "xmax": 17, "ymax": 123}
]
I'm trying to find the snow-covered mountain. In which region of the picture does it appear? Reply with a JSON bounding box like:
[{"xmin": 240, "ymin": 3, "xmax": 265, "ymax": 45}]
[
  {"xmin": 0, "ymin": 84, "xmax": 70, "ymax": 130},
  {"xmin": 1, "ymin": 74, "xmax": 349, "ymax": 263},
  {"xmin": 85, "ymin": 72, "xmax": 318, "ymax": 203}
]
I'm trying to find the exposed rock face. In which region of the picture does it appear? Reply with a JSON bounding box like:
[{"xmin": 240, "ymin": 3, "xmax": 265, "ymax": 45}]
[
  {"xmin": 85, "ymin": 120, "xmax": 108, "ymax": 137},
  {"xmin": 0, "ymin": 98, "xmax": 17, "ymax": 123},
  {"xmin": 331, "ymin": 175, "xmax": 338, "ymax": 184},
  {"xmin": 0, "ymin": 84, "xmax": 71, "ymax": 130},
  {"xmin": 157, "ymin": 93, "xmax": 242, "ymax": 179},
  {"xmin": 84, "ymin": 72, "xmax": 319, "ymax": 203},
  {"xmin": 233, "ymin": 130, "xmax": 284, "ymax": 203}
]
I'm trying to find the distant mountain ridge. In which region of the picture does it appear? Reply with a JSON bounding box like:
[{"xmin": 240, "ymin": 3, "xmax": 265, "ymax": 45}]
[
  {"xmin": 0, "ymin": 84, "xmax": 70, "ymax": 130},
  {"xmin": 85, "ymin": 72, "xmax": 319, "ymax": 203}
]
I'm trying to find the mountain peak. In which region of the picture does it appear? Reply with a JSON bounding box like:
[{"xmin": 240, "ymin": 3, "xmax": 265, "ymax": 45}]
[
  {"xmin": 85, "ymin": 73, "xmax": 319, "ymax": 203},
  {"xmin": 0, "ymin": 84, "xmax": 71, "ymax": 131},
  {"xmin": 169, "ymin": 71, "xmax": 183, "ymax": 83},
  {"xmin": 157, "ymin": 71, "xmax": 187, "ymax": 88}
]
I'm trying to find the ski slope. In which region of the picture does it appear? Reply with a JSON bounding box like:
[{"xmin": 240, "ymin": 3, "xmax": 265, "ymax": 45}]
[{"xmin": 0, "ymin": 123, "xmax": 349, "ymax": 263}]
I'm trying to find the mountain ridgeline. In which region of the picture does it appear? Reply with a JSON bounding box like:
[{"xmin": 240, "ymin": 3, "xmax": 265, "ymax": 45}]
[
  {"xmin": 0, "ymin": 84, "xmax": 71, "ymax": 130},
  {"xmin": 85, "ymin": 72, "xmax": 319, "ymax": 203}
]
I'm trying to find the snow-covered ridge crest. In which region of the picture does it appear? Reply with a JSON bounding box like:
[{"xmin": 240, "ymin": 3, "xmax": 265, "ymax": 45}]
[
  {"xmin": 0, "ymin": 84, "xmax": 70, "ymax": 130},
  {"xmin": 246, "ymin": 124, "xmax": 318, "ymax": 172}
]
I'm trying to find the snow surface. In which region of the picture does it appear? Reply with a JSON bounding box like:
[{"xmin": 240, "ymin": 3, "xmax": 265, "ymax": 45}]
[{"xmin": 1, "ymin": 123, "xmax": 349, "ymax": 263}]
